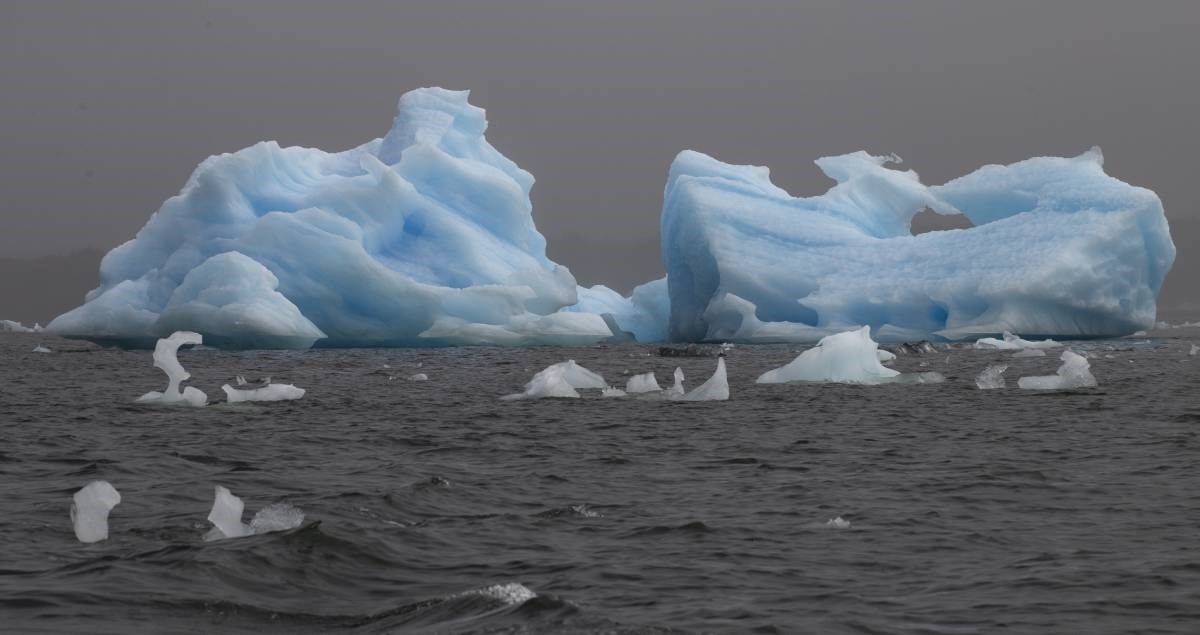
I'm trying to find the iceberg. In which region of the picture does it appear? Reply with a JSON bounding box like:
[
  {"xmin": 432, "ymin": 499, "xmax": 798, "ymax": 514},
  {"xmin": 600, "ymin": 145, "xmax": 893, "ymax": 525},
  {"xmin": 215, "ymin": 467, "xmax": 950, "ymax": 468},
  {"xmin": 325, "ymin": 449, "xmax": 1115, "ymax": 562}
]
[
  {"xmin": 2, "ymin": 319, "xmax": 42, "ymax": 333},
  {"xmin": 1017, "ymin": 350, "xmax": 1098, "ymax": 390},
  {"xmin": 205, "ymin": 485, "xmax": 304, "ymax": 541},
  {"xmin": 975, "ymin": 364, "xmax": 1008, "ymax": 390},
  {"xmin": 974, "ymin": 331, "xmax": 1062, "ymax": 351},
  {"xmin": 682, "ymin": 356, "xmax": 730, "ymax": 401},
  {"xmin": 660, "ymin": 147, "xmax": 1174, "ymax": 343},
  {"xmin": 221, "ymin": 382, "xmax": 305, "ymax": 403},
  {"xmin": 48, "ymin": 88, "xmax": 614, "ymax": 349},
  {"xmin": 135, "ymin": 331, "xmax": 207, "ymax": 407},
  {"xmin": 625, "ymin": 372, "xmax": 662, "ymax": 393},
  {"xmin": 756, "ymin": 326, "xmax": 900, "ymax": 384},
  {"xmin": 71, "ymin": 481, "xmax": 121, "ymax": 543},
  {"xmin": 501, "ymin": 359, "xmax": 606, "ymax": 400}
]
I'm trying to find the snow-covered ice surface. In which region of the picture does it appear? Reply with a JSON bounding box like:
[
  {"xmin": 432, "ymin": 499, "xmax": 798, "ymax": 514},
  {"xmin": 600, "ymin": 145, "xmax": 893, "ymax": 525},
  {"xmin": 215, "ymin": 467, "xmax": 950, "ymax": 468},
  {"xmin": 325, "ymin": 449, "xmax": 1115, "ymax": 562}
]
[
  {"xmin": 70, "ymin": 481, "xmax": 121, "ymax": 543},
  {"xmin": 135, "ymin": 331, "xmax": 207, "ymax": 407},
  {"xmin": 976, "ymin": 364, "xmax": 1008, "ymax": 390},
  {"xmin": 1017, "ymin": 351, "xmax": 1098, "ymax": 390},
  {"xmin": 48, "ymin": 88, "xmax": 615, "ymax": 349},
  {"xmin": 221, "ymin": 382, "xmax": 305, "ymax": 403},
  {"xmin": 682, "ymin": 357, "xmax": 729, "ymax": 401},
  {"xmin": 657, "ymin": 147, "xmax": 1173, "ymax": 343}
]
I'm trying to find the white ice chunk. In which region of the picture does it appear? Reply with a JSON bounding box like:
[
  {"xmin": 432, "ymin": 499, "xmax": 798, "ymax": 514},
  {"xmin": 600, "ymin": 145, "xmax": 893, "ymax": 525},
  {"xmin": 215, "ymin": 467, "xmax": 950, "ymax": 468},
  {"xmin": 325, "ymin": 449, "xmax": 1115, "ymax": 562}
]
[
  {"xmin": 221, "ymin": 382, "xmax": 305, "ymax": 403},
  {"xmin": 135, "ymin": 331, "xmax": 207, "ymax": 407},
  {"xmin": 33, "ymin": 345, "xmax": 52, "ymax": 353},
  {"xmin": 601, "ymin": 386, "xmax": 627, "ymax": 398},
  {"xmin": 876, "ymin": 349, "xmax": 897, "ymax": 363},
  {"xmin": 1, "ymin": 319, "xmax": 39, "ymax": 333},
  {"xmin": 1017, "ymin": 350, "xmax": 1098, "ymax": 390},
  {"xmin": 71, "ymin": 481, "xmax": 121, "ymax": 543},
  {"xmin": 975, "ymin": 364, "xmax": 1008, "ymax": 390},
  {"xmin": 974, "ymin": 331, "xmax": 1063, "ymax": 351},
  {"xmin": 408, "ymin": 373, "xmax": 429, "ymax": 381},
  {"xmin": 665, "ymin": 367, "xmax": 686, "ymax": 399},
  {"xmin": 206, "ymin": 485, "xmax": 302, "ymax": 541},
  {"xmin": 682, "ymin": 357, "xmax": 729, "ymax": 401},
  {"xmin": 826, "ymin": 516, "xmax": 851, "ymax": 529},
  {"xmin": 501, "ymin": 359, "xmax": 606, "ymax": 400},
  {"xmin": 625, "ymin": 372, "xmax": 662, "ymax": 393},
  {"xmin": 1012, "ymin": 348, "xmax": 1047, "ymax": 358},
  {"xmin": 1190, "ymin": 344, "xmax": 1198, "ymax": 356},
  {"xmin": 756, "ymin": 326, "xmax": 900, "ymax": 384}
]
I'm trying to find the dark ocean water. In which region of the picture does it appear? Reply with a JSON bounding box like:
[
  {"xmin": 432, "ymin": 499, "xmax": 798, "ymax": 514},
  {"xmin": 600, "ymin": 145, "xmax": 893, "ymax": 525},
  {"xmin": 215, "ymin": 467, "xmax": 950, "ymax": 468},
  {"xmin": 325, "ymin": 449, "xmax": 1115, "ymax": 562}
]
[{"xmin": 2, "ymin": 330, "xmax": 1200, "ymax": 634}]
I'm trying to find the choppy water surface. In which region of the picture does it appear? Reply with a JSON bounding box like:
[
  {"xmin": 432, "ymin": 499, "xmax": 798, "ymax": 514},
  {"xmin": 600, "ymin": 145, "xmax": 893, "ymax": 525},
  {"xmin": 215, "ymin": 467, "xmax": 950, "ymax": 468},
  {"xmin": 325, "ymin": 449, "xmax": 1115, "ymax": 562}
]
[{"xmin": 2, "ymin": 331, "xmax": 1200, "ymax": 633}]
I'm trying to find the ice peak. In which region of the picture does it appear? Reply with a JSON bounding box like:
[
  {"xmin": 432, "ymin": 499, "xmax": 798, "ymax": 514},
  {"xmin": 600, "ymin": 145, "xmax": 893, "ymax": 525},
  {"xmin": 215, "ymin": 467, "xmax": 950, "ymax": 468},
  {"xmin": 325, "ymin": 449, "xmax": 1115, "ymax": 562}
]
[{"xmin": 378, "ymin": 87, "xmax": 487, "ymax": 163}]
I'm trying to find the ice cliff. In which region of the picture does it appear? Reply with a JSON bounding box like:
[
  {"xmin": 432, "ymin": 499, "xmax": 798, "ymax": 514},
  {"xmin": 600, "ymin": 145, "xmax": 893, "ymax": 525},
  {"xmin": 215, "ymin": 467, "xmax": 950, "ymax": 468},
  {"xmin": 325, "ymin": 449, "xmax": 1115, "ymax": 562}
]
[{"xmin": 49, "ymin": 88, "xmax": 610, "ymax": 348}]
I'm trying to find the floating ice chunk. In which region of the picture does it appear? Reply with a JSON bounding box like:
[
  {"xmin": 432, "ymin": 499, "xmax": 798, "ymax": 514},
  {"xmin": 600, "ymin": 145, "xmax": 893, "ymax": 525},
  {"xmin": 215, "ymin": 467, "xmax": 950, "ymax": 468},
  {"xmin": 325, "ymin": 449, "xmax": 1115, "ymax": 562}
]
[
  {"xmin": 1012, "ymin": 348, "xmax": 1047, "ymax": 358},
  {"xmin": 1017, "ymin": 351, "xmax": 1098, "ymax": 390},
  {"xmin": 974, "ymin": 331, "xmax": 1063, "ymax": 351},
  {"xmin": 975, "ymin": 364, "xmax": 1008, "ymax": 389},
  {"xmin": 249, "ymin": 503, "xmax": 305, "ymax": 534},
  {"xmin": 665, "ymin": 367, "xmax": 686, "ymax": 399},
  {"xmin": 71, "ymin": 481, "xmax": 121, "ymax": 543},
  {"xmin": 756, "ymin": 326, "xmax": 900, "ymax": 384},
  {"xmin": 1190, "ymin": 344, "xmax": 1199, "ymax": 356},
  {"xmin": 682, "ymin": 356, "xmax": 729, "ymax": 401},
  {"xmin": 826, "ymin": 516, "xmax": 851, "ymax": 529},
  {"xmin": 206, "ymin": 485, "xmax": 303, "ymax": 541},
  {"xmin": 221, "ymin": 382, "xmax": 305, "ymax": 403},
  {"xmin": 408, "ymin": 373, "xmax": 428, "ymax": 381},
  {"xmin": 877, "ymin": 349, "xmax": 897, "ymax": 363},
  {"xmin": 1, "ymin": 319, "xmax": 40, "ymax": 333},
  {"xmin": 601, "ymin": 386, "xmax": 627, "ymax": 398},
  {"xmin": 32, "ymin": 345, "xmax": 51, "ymax": 353},
  {"xmin": 501, "ymin": 359, "xmax": 606, "ymax": 400},
  {"xmin": 625, "ymin": 372, "xmax": 662, "ymax": 393},
  {"xmin": 135, "ymin": 331, "xmax": 207, "ymax": 407}
]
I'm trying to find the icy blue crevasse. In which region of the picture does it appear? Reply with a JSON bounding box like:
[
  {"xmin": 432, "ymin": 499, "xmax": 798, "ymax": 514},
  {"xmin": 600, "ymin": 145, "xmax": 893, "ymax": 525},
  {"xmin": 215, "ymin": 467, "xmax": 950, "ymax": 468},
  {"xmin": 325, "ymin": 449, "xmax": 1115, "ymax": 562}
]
[
  {"xmin": 49, "ymin": 88, "xmax": 612, "ymax": 348},
  {"xmin": 651, "ymin": 147, "xmax": 1174, "ymax": 342}
]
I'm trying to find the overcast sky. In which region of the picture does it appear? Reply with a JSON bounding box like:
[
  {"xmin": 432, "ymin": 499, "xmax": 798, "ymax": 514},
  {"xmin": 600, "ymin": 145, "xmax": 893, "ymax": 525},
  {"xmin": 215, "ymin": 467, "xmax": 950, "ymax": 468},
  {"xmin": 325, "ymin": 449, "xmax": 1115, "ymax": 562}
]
[{"xmin": 2, "ymin": 1, "xmax": 1197, "ymax": 314}]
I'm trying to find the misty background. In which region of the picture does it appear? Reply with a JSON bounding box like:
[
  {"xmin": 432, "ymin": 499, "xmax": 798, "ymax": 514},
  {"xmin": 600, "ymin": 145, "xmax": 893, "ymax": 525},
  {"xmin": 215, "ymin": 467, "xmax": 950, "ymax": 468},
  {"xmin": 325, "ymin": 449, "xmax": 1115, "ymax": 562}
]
[{"xmin": 2, "ymin": 1, "xmax": 1197, "ymax": 325}]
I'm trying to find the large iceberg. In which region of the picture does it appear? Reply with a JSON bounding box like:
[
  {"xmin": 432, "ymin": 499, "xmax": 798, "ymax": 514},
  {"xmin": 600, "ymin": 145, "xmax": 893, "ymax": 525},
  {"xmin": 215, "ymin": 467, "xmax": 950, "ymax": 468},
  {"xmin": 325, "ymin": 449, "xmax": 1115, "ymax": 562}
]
[
  {"xmin": 49, "ymin": 88, "xmax": 612, "ymax": 349},
  {"xmin": 657, "ymin": 147, "xmax": 1174, "ymax": 343}
]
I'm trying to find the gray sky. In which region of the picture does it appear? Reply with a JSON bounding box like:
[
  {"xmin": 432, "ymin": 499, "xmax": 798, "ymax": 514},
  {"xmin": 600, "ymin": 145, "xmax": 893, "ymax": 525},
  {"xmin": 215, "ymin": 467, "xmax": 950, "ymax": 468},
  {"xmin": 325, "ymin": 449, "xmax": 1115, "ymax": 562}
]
[{"xmin": 2, "ymin": 0, "xmax": 1197, "ymax": 320}]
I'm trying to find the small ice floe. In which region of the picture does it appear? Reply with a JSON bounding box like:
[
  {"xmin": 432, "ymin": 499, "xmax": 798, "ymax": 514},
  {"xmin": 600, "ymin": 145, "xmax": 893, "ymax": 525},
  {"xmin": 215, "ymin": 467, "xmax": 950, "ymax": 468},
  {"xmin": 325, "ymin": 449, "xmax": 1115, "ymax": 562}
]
[
  {"xmin": 136, "ymin": 331, "xmax": 207, "ymax": 407},
  {"xmin": 826, "ymin": 516, "xmax": 851, "ymax": 529},
  {"xmin": 1, "ymin": 319, "xmax": 41, "ymax": 333},
  {"xmin": 408, "ymin": 373, "xmax": 429, "ymax": 381},
  {"xmin": 71, "ymin": 481, "xmax": 121, "ymax": 543},
  {"xmin": 756, "ymin": 326, "xmax": 903, "ymax": 384},
  {"xmin": 1017, "ymin": 351, "xmax": 1098, "ymax": 390},
  {"xmin": 32, "ymin": 344, "xmax": 52, "ymax": 353},
  {"xmin": 974, "ymin": 331, "xmax": 1062, "ymax": 351},
  {"xmin": 205, "ymin": 485, "xmax": 304, "ymax": 541},
  {"xmin": 975, "ymin": 364, "xmax": 1008, "ymax": 390},
  {"xmin": 601, "ymin": 386, "xmax": 627, "ymax": 398},
  {"xmin": 501, "ymin": 359, "xmax": 606, "ymax": 400},
  {"xmin": 1012, "ymin": 348, "xmax": 1046, "ymax": 358},
  {"xmin": 625, "ymin": 372, "xmax": 662, "ymax": 394},
  {"xmin": 455, "ymin": 582, "xmax": 537, "ymax": 606},
  {"xmin": 1190, "ymin": 344, "xmax": 1199, "ymax": 356},
  {"xmin": 682, "ymin": 356, "xmax": 729, "ymax": 401},
  {"xmin": 222, "ymin": 382, "xmax": 306, "ymax": 403},
  {"xmin": 720, "ymin": 342, "xmax": 735, "ymax": 352},
  {"xmin": 665, "ymin": 367, "xmax": 685, "ymax": 399}
]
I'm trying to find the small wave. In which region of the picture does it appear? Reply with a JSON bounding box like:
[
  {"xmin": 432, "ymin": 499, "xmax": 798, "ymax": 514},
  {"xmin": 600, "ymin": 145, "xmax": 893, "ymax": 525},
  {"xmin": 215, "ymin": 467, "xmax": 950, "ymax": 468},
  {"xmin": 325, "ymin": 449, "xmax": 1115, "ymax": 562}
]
[
  {"xmin": 454, "ymin": 582, "xmax": 537, "ymax": 606},
  {"xmin": 536, "ymin": 504, "xmax": 602, "ymax": 519}
]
